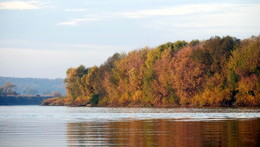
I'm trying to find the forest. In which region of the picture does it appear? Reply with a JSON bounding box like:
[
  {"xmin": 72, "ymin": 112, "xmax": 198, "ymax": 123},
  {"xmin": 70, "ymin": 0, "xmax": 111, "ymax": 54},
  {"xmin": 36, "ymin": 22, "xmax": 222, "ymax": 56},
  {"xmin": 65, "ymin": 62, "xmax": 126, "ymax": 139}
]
[{"xmin": 42, "ymin": 35, "xmax": 260, "ymax": 107}]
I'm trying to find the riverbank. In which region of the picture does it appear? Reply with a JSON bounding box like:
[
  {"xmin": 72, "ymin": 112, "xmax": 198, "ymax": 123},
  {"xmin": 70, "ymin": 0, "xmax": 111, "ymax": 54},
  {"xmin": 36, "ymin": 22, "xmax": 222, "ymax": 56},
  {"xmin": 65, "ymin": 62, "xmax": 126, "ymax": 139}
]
[
  {"xmin": 0, "ymin": 95, "xmax": 54, "ymax": 105},
  {"xmin": 41, "ymin": 97, "xmax": 260, "ymax": 108}
]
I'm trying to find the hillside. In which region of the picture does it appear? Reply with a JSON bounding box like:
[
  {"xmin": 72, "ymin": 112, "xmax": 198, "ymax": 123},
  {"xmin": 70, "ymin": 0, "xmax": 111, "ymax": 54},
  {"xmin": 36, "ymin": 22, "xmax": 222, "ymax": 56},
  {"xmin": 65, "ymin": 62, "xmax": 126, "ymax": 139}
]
[
  {"xmin": 42, "ymin": 35, "xmax": 260, "ymax": 107},
  {"xmin": 0, "ymin": 77, "xmax": 66, "ymax": 95}
]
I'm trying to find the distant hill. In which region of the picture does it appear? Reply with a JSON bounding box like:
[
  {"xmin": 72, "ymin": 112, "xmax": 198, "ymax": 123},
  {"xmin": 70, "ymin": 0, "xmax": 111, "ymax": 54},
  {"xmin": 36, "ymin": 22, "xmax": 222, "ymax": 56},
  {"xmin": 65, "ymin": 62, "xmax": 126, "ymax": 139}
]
[{"xmin": 0, "ymin": 77, "xmax": 66, "ymax": 95}]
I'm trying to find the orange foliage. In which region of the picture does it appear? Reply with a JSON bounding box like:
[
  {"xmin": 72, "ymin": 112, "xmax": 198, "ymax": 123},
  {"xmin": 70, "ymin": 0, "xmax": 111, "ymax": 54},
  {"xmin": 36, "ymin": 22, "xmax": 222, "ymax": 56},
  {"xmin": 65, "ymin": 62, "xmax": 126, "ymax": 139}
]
[
  {"xmin": 171, "ymin": 47, "xmax": 206, "ymax": 105},
  {"xmin": 234, "ymin": 74, "xmax": 260, "ymax": 106},
  {"xmin": 43, "ymin": 36, "xmax": 260, "ymax": 107}
]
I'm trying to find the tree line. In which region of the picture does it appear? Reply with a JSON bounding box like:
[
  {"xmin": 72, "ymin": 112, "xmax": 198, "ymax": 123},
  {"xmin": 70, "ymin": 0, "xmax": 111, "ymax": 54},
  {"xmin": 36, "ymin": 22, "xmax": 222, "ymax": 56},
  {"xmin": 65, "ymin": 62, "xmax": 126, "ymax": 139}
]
[
  {"xmin": 0, "ymin": 77, "xmax": 66, "ymax": 95},
  {"xmin": 42, "ymin": 35, "xmax": 260, "ymax": 107},
  {"xmin": 0, "ymin": 82, "xmax": 62, "ymax": 97}
]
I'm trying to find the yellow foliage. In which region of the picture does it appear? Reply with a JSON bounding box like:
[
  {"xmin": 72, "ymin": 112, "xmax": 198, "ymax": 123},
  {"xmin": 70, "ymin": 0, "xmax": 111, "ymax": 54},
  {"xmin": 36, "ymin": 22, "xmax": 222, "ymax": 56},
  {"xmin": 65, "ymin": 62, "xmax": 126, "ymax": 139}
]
[
  {"xmin": 235, "ymin": 92, "xmax": 257, "ymax": 106},
  {"xmin": 44, "ymin": 35, "xmax": 260, "ymax": 107},
  {"xmin": 132, "ymin": 90, "xmax": 143, "ymax": 103},
  {"xmin": 234, "ymin": 74, "xmax": 259, "ymax": 106},
  {"xmin": 98, "ymin": 97, "xmax": 110, "ymax": 106},
  {"xmin": 192, "ymin": 87, "xmax": 232, "ymax": 106},
  {"xmin": 237, "ymin": 74, "xmax": 258, "ymax": 93},
  {"xmin": 119, "ymin": 92, "xmax": 130, "ymax": 106},
  {"xmin": 41, "ymin": 97, "xmax": 66, "ymax": 106},
  {"xmin": 73, "ymin": 96, "xmax": 90, "ymax": 106}
]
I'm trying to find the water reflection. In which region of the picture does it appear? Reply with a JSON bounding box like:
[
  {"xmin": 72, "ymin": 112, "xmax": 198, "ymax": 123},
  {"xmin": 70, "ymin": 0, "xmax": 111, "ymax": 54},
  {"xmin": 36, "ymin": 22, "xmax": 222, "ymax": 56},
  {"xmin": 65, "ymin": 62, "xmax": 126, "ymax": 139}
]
[
  {"xmin": 67, "ymin": 119, "xmax": 260, "ymax": 146},
  {"xmin": 1, "ymin": 106, "xmax": 260, "ymax": 146}
]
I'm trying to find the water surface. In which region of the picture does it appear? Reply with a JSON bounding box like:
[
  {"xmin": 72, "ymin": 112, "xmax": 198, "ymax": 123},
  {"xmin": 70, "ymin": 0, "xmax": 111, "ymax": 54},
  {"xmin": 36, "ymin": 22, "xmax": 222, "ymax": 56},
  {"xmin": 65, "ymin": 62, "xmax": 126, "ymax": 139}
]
[{"xmin": 0, "ymin": 106, "xmax": 259, "ymax": 146}]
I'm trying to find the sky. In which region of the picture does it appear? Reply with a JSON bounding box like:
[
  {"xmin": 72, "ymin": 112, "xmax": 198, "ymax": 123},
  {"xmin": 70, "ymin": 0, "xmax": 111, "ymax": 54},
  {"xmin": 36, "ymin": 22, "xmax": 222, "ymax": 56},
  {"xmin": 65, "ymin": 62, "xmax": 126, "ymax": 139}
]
[{"xmin": 0, "ymin": 0, "xmax": 259, "ymax": 79}]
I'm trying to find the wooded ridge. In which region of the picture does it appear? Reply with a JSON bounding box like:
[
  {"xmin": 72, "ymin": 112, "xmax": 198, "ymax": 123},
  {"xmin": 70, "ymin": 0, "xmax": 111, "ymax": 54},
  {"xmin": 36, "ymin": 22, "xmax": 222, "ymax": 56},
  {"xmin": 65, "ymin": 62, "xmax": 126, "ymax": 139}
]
[{"xmin": 42, "ymin": 35, "xmax": 260, "ymax": 107}]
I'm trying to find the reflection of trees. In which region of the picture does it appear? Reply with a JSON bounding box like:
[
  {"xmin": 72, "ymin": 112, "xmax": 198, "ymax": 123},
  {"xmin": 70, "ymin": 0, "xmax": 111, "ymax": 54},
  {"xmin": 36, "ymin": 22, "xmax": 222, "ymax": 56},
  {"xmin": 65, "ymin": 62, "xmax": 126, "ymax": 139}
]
[
  {"xmin": 67, "ymin": 122, "xmax": 110, "ymax": 146},
  {"xmin": 67, "ymin": 119, "xmax": 260, "ymax": 146}
]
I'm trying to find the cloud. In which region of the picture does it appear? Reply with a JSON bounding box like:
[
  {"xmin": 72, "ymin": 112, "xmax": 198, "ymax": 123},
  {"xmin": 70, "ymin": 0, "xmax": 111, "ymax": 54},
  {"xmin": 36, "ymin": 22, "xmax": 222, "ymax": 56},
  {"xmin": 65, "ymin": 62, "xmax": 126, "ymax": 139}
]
[
  {"xmin": 63, "ymin": 8, "xmax": 87, "ymax": 12},
  {"xmin": 0, "ymin": 0, "xmax": 45, "ymax": 10},
  {"xmin": 141, "ymin": 4, "xmax": 260, "ymax": 29},
  {"xmin": 58, "ymin": 17, "xmax": 99, "ymax": 26},
  {"xmin": 121, "ymin": 4, "xmax": 259, "ymax": 18},
  {"xmin": 58, "ymin": 3, "xmax": 260, "ymax": 27},
  {"xmin": 122, "ymin": 4, "xmax": 207, "ymax": 18}
]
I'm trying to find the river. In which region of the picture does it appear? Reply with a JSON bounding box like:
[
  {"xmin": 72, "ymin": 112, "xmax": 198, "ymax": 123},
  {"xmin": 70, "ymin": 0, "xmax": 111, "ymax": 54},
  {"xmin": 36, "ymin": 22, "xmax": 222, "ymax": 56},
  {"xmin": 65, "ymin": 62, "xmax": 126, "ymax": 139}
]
[{"xmin": 0, "ymin": 106, "xmax": 259, "ymax": 146}]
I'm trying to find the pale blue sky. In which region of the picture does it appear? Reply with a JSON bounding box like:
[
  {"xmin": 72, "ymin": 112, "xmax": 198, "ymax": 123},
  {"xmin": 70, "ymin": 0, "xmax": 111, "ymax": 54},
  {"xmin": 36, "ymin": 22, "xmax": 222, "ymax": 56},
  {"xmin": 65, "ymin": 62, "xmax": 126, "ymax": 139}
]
[{"xmin": 0, "ymin": 0, "xmax": 259, "ymax": 78}]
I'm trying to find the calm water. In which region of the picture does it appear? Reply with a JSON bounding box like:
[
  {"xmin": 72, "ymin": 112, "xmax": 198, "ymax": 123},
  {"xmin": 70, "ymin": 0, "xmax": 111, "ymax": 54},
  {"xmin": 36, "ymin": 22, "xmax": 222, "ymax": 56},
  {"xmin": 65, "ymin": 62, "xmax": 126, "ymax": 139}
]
[{"xmin": 0, "ymin": 106, "xmax": 260, "ymax": 146}]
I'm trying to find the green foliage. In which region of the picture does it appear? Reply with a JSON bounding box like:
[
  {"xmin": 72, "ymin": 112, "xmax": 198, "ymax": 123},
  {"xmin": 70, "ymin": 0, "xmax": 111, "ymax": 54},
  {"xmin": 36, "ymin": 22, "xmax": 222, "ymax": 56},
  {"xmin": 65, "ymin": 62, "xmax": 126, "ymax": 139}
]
[
  {"xmin": 227, "ymin": 71, "xmax": 239, "ymax": 89},
  {"xmin": 205, "ymin": 36, "xmax": 239, "ymax": 73},
  {"xmin": 157, "ymin": 40, "xmax": 188, "ymax": 53},
  {"xmin": 189, "ymin": 39, "xmax": 200, "ymax": 47},
  {"xmin": 173, "ymin": 40, "xmax": 188, "ymax": 51},
  {"xmin": 191, "ymin": 48, "xmax": 212, "ymax": 66},
  {"xmin": 90, "ymin": 94, "xmax": 99, "ymax": 105}
]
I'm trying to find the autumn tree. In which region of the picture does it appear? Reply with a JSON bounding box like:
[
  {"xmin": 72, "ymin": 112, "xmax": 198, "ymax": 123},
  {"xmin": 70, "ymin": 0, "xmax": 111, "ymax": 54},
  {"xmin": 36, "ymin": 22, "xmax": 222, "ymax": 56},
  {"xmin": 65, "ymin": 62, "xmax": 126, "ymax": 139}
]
[
  {"xmin": 0, "ymin": 82, "xmax": 18, "ymax": 96},
  {"xmin": 171, "ymin": 47, "xmax": 207, "ymax": 105},
  {"xmin": 227, "ymin": 36, "xmax": 260, "ymax": 106},
  {"xmin": 64, "ymin": 65, "xmax": 88, "ymax": 105},
  {"xmin": 153, "ymin": 48, "xmax": 178, "ymax": 105},
  {"xmin": 104, "ymin": 49, "xmax": 148, "ymax": 106},
  {"xmin": 44, "ymin": 35, "xmax": 260, "ymax": 107},
  {"xmin": 96, "ymin": 53, "xmax": 123, "ymax": 99}
]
